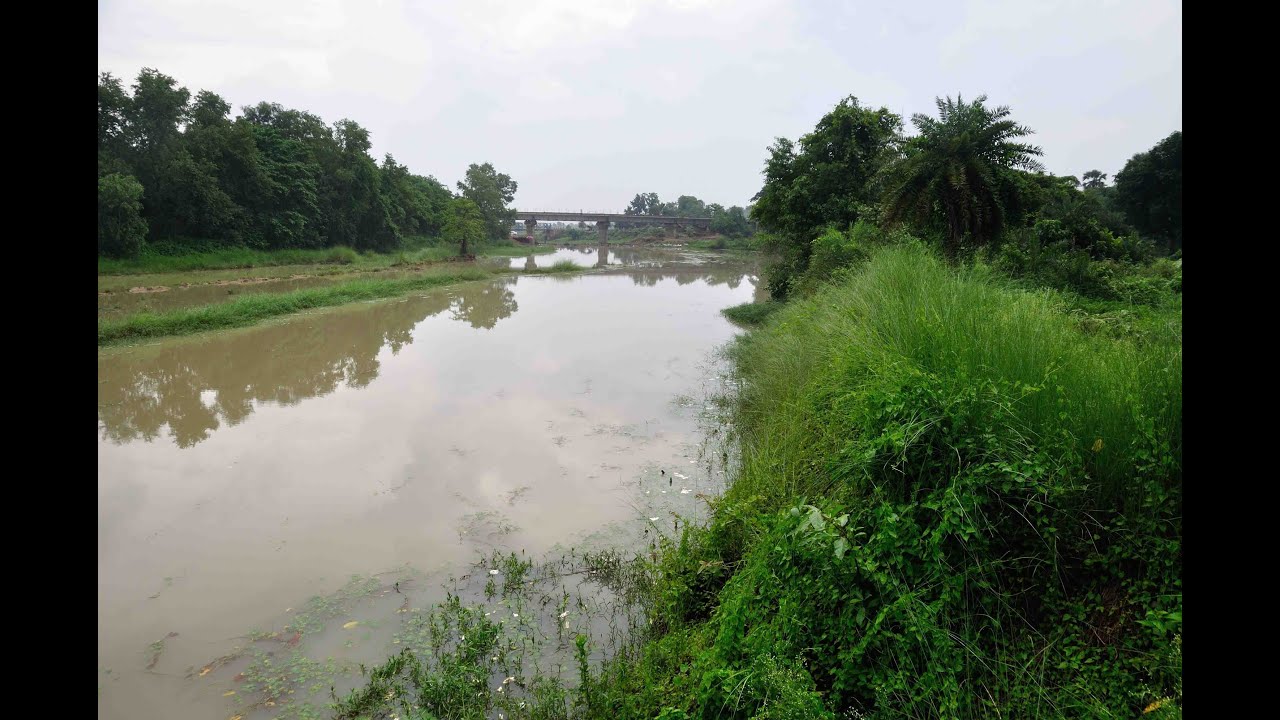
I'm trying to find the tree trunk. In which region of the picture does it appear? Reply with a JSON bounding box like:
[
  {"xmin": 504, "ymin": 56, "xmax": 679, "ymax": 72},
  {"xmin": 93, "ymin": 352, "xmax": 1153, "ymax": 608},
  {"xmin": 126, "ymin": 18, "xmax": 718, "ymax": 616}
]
[{"xmin": 944, "ymin": 203, "xmax": 961, "ymax": 260}]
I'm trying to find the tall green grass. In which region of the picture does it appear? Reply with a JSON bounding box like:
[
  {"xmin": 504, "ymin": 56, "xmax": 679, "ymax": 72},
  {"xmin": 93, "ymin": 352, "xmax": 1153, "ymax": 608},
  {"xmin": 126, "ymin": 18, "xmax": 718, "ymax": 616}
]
[
  {"xmin": 98, "ymin": 267, "xmax": 494, "ymax": 344},
  {"xmin": 729, "ymin": 242, "xmax": 1181, "ymax": 505}
]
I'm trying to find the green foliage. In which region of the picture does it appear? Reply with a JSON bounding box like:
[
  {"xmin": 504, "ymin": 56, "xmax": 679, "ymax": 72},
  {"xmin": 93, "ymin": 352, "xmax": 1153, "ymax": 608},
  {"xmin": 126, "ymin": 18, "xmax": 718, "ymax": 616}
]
[
  {"xmin": 710, "ymin": 206, "xmax": 752, "ymax": 238},
  {"xmin": 457, "ymin": 162, "xmax": 518, "ymax": 241},
  {"xmin": 995, "ymin": 225, "xmax": 1180, "ymax": 305},
  {"xmin": 804, "ymin": 223, "xmax": 870, "ymax": 282},
  {"xmin": 446, "ymin": 197, "xmax": 487, "ymax": 256},
  {"xmin": 1114, "ymin": 131, "xmax": 1182, "ymax": 254},
  {"xmin": 98, "ymin": 173, "xmax": 149, "ymax": 258},
  {"xmin": 882, "ymin": 94, "xmax": 1044, "ymax": 258},
  {"xmin": 625, "ymin": 192, "xmax": 662, "ymax": 216},
  {"xmin": 751, "ymin": 96, "xmax": 900, "ymax": 296},
  {"xmin": 97, "ymin": 67, "xmax": 518, "ymax": 257}
]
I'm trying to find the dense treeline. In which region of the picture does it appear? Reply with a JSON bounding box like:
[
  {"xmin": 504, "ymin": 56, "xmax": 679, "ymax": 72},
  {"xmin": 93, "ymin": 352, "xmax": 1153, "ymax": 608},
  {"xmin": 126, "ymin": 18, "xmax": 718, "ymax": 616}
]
[
  {"xmin": 623, "ymin": 193, "xmax": 753, "ymax": 238},
  {"xmin": 97, "ymin": 68, "xmax": 514, "ymax": 258},
  {"xmin": 749, "ymin": 94, "xmax": 1182, "ymax": 298}
]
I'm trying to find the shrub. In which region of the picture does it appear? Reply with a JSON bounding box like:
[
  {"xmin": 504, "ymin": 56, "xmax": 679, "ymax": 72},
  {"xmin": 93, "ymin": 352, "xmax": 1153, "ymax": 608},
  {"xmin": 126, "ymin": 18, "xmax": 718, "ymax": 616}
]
[
  {"xmin": 721, "ymin": 302, "xmax": 783, "ymax": 326},
  {"xmin": 805, "ymin": 225, "xmax": 867, "ymax": 281},
  {"xmin": 98, "ymin": 173, "xmax": 148, "ymax": 258},
  {"xmin": 325, "ymin": 246, "xmax": 359, "ymax": 264}
]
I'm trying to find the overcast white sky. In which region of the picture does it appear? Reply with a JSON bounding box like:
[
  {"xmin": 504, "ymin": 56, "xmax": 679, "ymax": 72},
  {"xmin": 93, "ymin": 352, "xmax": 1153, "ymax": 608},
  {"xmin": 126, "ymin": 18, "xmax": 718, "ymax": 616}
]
[{"xmin": 98, "ymin": 0, "xmax": 1181, "ymax": 212}]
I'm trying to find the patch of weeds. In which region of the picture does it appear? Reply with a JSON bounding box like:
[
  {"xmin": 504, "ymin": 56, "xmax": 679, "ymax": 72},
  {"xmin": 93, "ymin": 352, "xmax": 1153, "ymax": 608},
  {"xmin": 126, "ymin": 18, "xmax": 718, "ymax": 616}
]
[
  {"xmin": 334, "ymin": 548, "xmax": 659, "ymax": 719},
  {"xmin": 289, "ymin": 575, "xmax": 383, "ymax": 634}
]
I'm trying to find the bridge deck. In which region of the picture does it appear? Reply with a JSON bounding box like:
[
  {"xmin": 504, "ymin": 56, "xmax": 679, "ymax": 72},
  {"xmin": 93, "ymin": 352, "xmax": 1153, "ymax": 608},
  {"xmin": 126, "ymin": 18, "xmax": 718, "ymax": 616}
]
[{"xmin": 514, "ymin": 211, "xmax": 711, "ymax": 226}]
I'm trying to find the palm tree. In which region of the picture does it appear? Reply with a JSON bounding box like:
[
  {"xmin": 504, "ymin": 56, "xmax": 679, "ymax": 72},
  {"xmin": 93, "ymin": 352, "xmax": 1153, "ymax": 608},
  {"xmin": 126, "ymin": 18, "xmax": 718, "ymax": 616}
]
[{"xmin": 883, "ymin": 95, "xmax": 1043, "ymax": 258}]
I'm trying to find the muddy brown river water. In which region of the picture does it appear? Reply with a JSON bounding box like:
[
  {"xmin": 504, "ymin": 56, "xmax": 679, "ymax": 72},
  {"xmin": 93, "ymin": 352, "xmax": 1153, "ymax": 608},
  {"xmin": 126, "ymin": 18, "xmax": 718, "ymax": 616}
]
[{"xmin": 98, "ymin": 248, "xmax": 764, "ymax": 719}]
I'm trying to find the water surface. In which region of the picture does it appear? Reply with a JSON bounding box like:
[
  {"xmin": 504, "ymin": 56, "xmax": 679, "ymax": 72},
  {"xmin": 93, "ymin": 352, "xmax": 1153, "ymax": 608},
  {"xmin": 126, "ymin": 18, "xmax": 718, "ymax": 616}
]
[{"xmin": 98, "ymin": 249, "xmax": 763, "ymax": 719}]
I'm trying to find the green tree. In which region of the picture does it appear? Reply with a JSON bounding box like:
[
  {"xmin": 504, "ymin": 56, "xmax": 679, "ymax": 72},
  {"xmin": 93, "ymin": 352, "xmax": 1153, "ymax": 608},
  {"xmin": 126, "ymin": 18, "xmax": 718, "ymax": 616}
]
[
  {"xmin": 751, "ymin": 96, "xmax": 900, "ymax": 295},
  {"xmin": 457, "ymin": 163, "xmax": 517, "ymax": 241},
  {"xmin": 409, "ymin": 175, "xmax": 454, "ymax": 237},
  {"xmin": 1114, "ymin": 131, "xmax": 1182, "ymax": 254},
  {"xmin": 322, "ymin": 119, "xmax": 397, "ymax": 251},
  {"xmin": 711, "ymin": 206, "xmax": 751, "ymax": 238},
  {"xmin": 445, "ymin": 197, "xmax": 486, "ymax": 256},
  {"xmin": 675, "ymin": 195, "xmax": 707, "ymax": 217},
  {"xmin": 98, "ymin": 72, "xmax": 132, "ymax": 176},
  {"xmin": 127, "ymin": 68, "xmax": 189, "ymax": 152},
  {"xmin": 99, "ymin": 173, "xmax": 149, "ymax": 257},
  {"xmin": 1082, "ymin": 169, "xmax": 1107, "ymax": 189},
  {"xmin": 246, "ymin": 124, "xmax": 321, "ymax": 247},
  {"xmin": 625, "ymin": 192, "xmax": 661, "ymax": 216},
  {"xmin": 882, "ymin": 94, "xmax": 1043, "ymax": 258}
]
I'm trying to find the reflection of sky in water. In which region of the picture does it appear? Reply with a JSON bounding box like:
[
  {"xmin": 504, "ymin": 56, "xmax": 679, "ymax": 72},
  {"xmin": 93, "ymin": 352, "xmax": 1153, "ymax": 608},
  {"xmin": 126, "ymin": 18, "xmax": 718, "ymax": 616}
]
[
  {"xmin": 508, "ymin": 246, "xmax": 685, "ymax": 268},
  {"xmin": 98, "ymin": 256, "xmax": 759, "ymax": 720}
]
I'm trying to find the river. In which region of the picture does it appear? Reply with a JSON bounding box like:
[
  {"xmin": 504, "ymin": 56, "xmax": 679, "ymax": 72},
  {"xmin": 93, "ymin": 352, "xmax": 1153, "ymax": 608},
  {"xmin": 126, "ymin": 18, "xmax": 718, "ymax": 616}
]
[{"xmin": 97, "ymin": 247, "xmax": 763, "ymax": 719}]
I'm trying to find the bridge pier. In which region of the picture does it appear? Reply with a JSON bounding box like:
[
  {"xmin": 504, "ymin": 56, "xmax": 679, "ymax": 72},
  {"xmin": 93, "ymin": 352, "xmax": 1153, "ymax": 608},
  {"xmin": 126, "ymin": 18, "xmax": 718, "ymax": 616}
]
[
  {"xmin": 525, "ymin": 219, "xmax": 537, "ymax": 240},
  {"xmin": 596, "ymin": 220, "xmax": 609, "ymax": 245}
]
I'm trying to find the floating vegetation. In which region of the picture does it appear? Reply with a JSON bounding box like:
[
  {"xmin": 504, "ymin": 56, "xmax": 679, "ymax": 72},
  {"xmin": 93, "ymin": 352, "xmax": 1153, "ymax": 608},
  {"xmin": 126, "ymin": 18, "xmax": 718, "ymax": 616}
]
[
  {"xmin": 145, "ymin": 632, "xmax": 179, "ymax": 671},
  {"xmin": 457, "ymin": 510, "xmax": 520, "ymax": 542}
]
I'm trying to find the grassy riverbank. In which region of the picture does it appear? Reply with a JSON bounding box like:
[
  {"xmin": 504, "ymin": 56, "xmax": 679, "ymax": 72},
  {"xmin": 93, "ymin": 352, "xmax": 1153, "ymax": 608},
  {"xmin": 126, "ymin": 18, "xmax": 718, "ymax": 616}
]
[
  {"xmin": 98, "ymin": 242, "xmax": 554, "ymax": 277},
  {"xmin": 336, "ymin": 241, "xmax": 1182, "ymax": 718},
  {"xmin": 591, "ymin": 243, "xmax": 1182, "ymax": 718},
  {"xmin": 98, "ymin": 260, "xmax": 583, "ymax": 346}
]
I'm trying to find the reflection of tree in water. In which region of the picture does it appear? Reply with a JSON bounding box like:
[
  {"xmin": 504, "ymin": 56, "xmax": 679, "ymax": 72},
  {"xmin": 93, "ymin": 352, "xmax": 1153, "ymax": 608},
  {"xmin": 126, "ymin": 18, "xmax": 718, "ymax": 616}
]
[
  {"xmin": 448, "ymin": 277, "xmax": 519, "ymax": 329},
  {"xmin": 97, "ymin": 282, "xmax": 502, "ymax": 448},
  {"xmin": 625, "ymin": 266, "xmax": 757, "ymax": 289}
]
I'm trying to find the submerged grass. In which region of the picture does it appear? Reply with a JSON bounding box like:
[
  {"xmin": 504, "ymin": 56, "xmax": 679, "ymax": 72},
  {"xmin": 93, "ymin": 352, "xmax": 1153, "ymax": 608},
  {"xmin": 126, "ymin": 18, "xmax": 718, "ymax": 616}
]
[{"xmin": 539, "ymin": 260, "xmax": 583, "ymax": 273}]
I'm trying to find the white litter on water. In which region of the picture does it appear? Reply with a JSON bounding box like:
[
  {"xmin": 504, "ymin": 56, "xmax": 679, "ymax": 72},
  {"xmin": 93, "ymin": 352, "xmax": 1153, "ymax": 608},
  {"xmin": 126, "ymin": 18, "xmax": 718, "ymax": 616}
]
[
  {"xmin": 680, "ymin": 488, "xmax": 691, "ymax": 494},
  {"xmin": 649, "ymin": 517, "xmax": 660, "ymax": 522},
  {"xmin": 489, "ymin": 569, "xmax": 500, "ymax": 575},
  {"xmin": 673, "ymin": 472, "xmax": 689, "ymax": 480}
]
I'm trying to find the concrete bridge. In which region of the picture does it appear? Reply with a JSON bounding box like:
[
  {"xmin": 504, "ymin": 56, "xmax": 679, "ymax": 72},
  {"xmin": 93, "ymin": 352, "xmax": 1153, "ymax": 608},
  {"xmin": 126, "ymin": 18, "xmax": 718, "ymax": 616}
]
[{"xmin": 513, "ymin": 211, "xmax": 712, "ymax": 244}]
